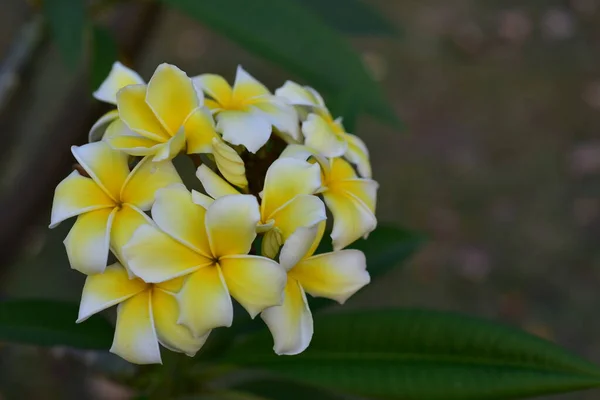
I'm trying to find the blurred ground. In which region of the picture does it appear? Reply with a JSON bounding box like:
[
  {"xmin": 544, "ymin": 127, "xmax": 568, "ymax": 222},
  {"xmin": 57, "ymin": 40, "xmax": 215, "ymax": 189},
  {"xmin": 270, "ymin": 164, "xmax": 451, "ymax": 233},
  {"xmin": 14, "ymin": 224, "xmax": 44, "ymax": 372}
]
[{"xmin": 2, "ymin": 0, "xmax": 600, "ymax": 399}]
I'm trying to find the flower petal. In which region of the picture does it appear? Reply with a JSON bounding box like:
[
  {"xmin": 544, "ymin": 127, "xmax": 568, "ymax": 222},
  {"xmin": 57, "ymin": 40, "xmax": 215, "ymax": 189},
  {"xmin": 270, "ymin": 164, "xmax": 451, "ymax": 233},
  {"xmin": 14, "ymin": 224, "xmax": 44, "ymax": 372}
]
[
  {"xmin": 117, "ymin": 84, "xmax": 170, "ymax": 142},
  {"xmin": 176, "ymin": 265, "xmax": 233, "ymax": 337},
  {"xmin": 252, "ymin": 100, "xmax": 300, "ymax": 141},
  {"xmin": 192, "ymin": 74, "xmax": 232, "ymax": 105},
  {"xmin": 111, "ymin": 290, "xmax": 161, "ymax": 364},
  {"xmin": 196, "ymin": 164, "xmax": 239, "ymax": 199},
  {"xmin": 302, "ymin": 113, "xmax": 347, "ymax": 158},
  {"xmin": 275, "ymin": 81, "xmax": 321, "ymax": 107},
  {"xmin": 212, "ymin": 137, "xmax": 248, "ymax": 189},
  {"xmin": 146, "ymin": 63, "xmax": 199, "ymax": 135},
  {"xmin": 261, "ymin": 279, "xmax": 313, "ymax": 355},
  {"xmin": 191, "ymin": 190, "xmax": 214, "ymax": 209},
  {"xmin": 279, "ymin": 224, "xmax": 320, "ymax": 271},
  {"xmin": 217, "ymin": 110, "xmax": 271, "ymax": 154},
  {"xmin": 150, "ymin": 184, "xmax": 211, "ymax": 257},
  {"xmin": 323, "ymin": 191, "xmax": 377, "ymax": 250},
  {"xmin": 261, "ymin": 227, "xmax": 283, "ymax": 260},
  {"xmin": 89, "ymin": 110, "xmax": 119, "ymax": 142},
  {"xmin": 124, "ymin": 224, "xmax": 210, "ymax": 283},
  {"xmin": 152, "ymin": 129, "xmax": 186, "ymax": 162},
  {"xmin": 261, "ymin": 158, "xmax": 322, "ymax": 220},
  {"xmin": 205, "ymin": 194, "xmax": 260, "ymax": 258},
  {"xmin": 78, "ymin": 262, "xmax": 147, "ymax": 322},
  {"xmin": 328, "ymin": 157, "xmax": 357, "ymax": 181},
  {"xmin": 184, "ymin": 107, "xmax": 219, "ymax": 154},
  {"xmin": 344, "ymin": 133, "xmax": 372, "ymax": 178},
  {"xmin": 120, "ymin": 156, "xmax": 182, "ymax": 210},
  {"xmin": 64, "ymin": 208, "xmax": 116, "ymax": 275},
  {"xmin": 152, "ymin": 288, "xmax": 209, "ymax": 357},
  {"xmin": 220, "ymin": 255, "xmax": 286, "ymax": 318},
  {"xmin": 290, "ymin": 249, "xmax": 370, "ymax": 304},
  {"xmin": 110, "ymin": 204, "xmax": 154, "ymax": 271},
  {"xmin": 72, "ymin": 142, "xmax": 130, "ymax": 201},
  {"xmin": 332, "ymin": 179, "xmax": 378, "ymax": 213},
  {"xmin": 105, "ymin": 119, "xmax": 162, "ymax": 156},
  {"xmin": 232, "ymin": 65, "xmax": 270, "ymax": 101},
  {"xmin": 93, "ymin": 62, "xmax": 144, "ymax": 104},
  {"xmin": 50, "ymin": 170, "xmax": 115, "ymax": 228},
  {"xmin": 270, "ymin": 194, "xmax": 326, "ymax": 240}
]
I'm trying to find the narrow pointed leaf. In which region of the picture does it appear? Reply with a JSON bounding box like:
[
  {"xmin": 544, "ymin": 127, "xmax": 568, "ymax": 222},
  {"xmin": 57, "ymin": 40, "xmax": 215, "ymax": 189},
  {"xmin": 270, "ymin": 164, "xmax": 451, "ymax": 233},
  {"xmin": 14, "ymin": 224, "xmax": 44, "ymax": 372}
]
[
  {"xmin": 0, "ymin": 299, "xmax": 113, "ymax": 349},
  {"xmin": 223, "ymin": 309, "xmax": 600, "ymax": 400}
]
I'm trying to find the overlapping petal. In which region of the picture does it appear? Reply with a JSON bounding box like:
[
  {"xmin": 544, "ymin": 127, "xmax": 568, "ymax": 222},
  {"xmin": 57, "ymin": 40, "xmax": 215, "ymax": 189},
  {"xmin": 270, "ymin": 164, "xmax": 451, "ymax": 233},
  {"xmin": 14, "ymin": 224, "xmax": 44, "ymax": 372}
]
[
  {"xmin": 93, "ymin": 62, "xmax": 144, "ymax": 104},
  {"xmin": 152, "ymin": 129, "xmax": 186, "ymax": 162},
  {"xmin": 120, "ymin": 157, "xmax": 182, "ymax": 210},
  {"xmin": 275, "ymin": 81, "xmax": 322, "ymax": 108},
  {"xmin": 252, "ymin": 100, "xmax": 300, "ymax": 141},
  {"xmin": 89, "ymin": 110, "xmax": 119, "ymax": 142},
  {"xmin": 269, "ymin": 194, "xmax": 326, "ymax": 240},
  {"xmin": 104, "ymin": 119, "xmax": 162, "ymax": 156},
  {"xmin": 211, "ymin": 137, "xmax": 248, "ymax": 189},
  {"xmin": 117, "ymin": 84, "xmax": 170, "ymax": 142},
  {"xmin": 184, "ymin": 107, "xmax": 219, "ymax": 154},
  {"xmin": 192, "ymin": 74, "xmax": 232, "ymax": 106},
  {"xmin": 110, "ymin": 204, "xmax": 154, "ymax": 270},
  {"xmin": 196, "ymin": 164, "xmax": 239, "ymax": 199},
  {"xmin": 216, "ymin": 109, "xmax": 272, "ymax": 154},
  {"xmin": 231, "ymin": 65, "xmax": 270, "ymax": 102},
  {"xmin": 302, "ymin": 113, "xmax": 347, "ymax": 158},
  {"xmin": 344, "ymin": 133, "xmax": 372, "ymax": 178},
  {"xmin": 323, "ymin": 190, "xmax": 377, "ymax": 250}
]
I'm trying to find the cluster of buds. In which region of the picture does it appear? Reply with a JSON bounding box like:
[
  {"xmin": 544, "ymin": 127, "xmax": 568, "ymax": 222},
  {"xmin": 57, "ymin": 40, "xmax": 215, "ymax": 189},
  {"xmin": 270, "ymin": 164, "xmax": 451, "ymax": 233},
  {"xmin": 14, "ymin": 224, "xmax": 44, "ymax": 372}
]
[{"xmin": 50, "ymin": 62, "xmax": 378, "ymax": 364}]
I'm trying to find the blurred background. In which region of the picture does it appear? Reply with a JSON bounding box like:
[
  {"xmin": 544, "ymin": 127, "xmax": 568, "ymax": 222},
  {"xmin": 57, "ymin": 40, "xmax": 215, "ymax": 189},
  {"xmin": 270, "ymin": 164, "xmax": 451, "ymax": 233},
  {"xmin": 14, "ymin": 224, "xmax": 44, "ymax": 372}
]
[{"xmin": 1, "ymin": 0, "xmax": 600, "ymax": 399}]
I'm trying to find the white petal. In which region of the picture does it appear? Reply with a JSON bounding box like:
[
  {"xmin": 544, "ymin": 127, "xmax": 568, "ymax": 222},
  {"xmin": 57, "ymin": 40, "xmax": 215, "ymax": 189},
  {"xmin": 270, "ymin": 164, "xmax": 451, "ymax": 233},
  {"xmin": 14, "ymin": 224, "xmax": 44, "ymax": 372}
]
[
  {"xmin": 252, "ymin": 101, "xmax": 300, "ymax": 141},
  {"xmin": 302, "ymin": 113, "xmax": 347, "ymax": 158},
  {"xmin": 89, "ymin": 110, "xmax": 119, "ymax": 142},
  {"xmin": 216, "ymin": 110, "xmax": 272, "ymax": 154},
  {"xmin": 191, "ymin": 190, "xmax": 214, "ymax": 209},
  {"xmin": 93, "ymin": 62, "xmax": 144, "ymax": 104},
  {"xmin": 196, "ymin": 164, "xmax": 239, "ymax": 199},
  {"xmin": 279, "ymin": 224, "xmax": 321, "ymax": 271}
]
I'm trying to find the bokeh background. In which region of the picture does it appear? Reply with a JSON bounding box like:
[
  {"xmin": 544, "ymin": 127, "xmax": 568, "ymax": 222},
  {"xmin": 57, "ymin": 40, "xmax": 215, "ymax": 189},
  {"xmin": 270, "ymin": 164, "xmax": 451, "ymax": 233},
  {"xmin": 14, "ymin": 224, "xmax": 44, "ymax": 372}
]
[{"xmin": 1, "ymin": 0, "xmax": 600, "ymax": 399}]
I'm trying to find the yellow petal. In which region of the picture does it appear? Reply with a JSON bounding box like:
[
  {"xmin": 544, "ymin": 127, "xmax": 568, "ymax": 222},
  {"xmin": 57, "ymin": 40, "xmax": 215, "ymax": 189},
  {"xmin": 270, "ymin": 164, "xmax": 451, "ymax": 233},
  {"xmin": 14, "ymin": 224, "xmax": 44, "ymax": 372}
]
[
  {"xmin": 261, "ymin": 227, "xmax": 283, "ymax": 260},
  {"xmin": 279, "ymin": 224, "xmax": 321, "ymax": 271},
  {"xmin": 93, "ymin": 62, "xmax": 144, "ymax": 104},
  {"xmin": 64, "ymin": 208, "xmax": 116, "ymax": 275},
  {"xmin": 191, "ymin": 190, "xmax": 215, "ymax": 209},
  {"xmin": 120, "ymin": 156, "xmax": 182, "ymax": 210},
  {"xmin": 205, "ymin": 194, "xmax": 260, "ymax": 258},
  {"xmin": 184, "ymin": 107, "xmax": 219, "ymax": 154},
  {"xmin": 110, "ymin": 204, "xmax": 154, "ymax": 270},
  {"xmin": 117, "ymin": 84, "xmax": 170, "ymax": 142},
  {"xmin": 150, "ymin": 184, "xmax": 211, "ymax": 257},
  {"xmin": 270, "ymin": 194, "xmax": 326, "ymax": 240},
  {"xmin": 176, "ymin": 265, "xmax": 233, "ymax": 337},
  {"xmin": 344, "ymin": 133, "xmax": 372, "ymax": 178},
  {"xmin": 78, "ymin": 262, "xmax": 147, "ymax": 322},
  {"xmin": 105, "ymin": 119, "xmax": 162, "ymax": 156},
  {"xmin": 111, "ymin": 290, "xmax": 161, "ymax": 364},
  {"xmin": 261, "ymin": 278, "xmax": 313, "ymax": 355},
  {"xmin": 152, "ymin": 287, "xmax": 209, "ymax": 357},
  {"xmin": 290, "ymin": 249, "xmax": 370, "ymax": 304},
  {"xmin": 216, "ymin": 109, "xmax": 272, "ymax": 154},
  {"xmin": 231, "ymin": 65, "xmax": 270, "ymax": 102},
  {"xmin": 192, "ymin": 74, "xmax": 232, "ymax": 105},
  {"xmin": 212, "ymin": 137, "xmax": 248, "ymax": 189},
  {"xmin": 252, "ymin": 100, "xmax": 300, "ymax": 141},
  {"xmin": 152, "ymin": 129, "xmax": 186, "ymax": 162},
  {"xmin": 123, "ymin": 224, "xmax": 210, "ymax": 283},
  {"xmin": 302, "ymin": 113, "xmax": 347, "ymax": 158},
  {"xmin": 220, "ymin": 255, "xmax": 286, "ymax": 318},
  {"xmin": 332, "ymin": 179, "xmax": 378, "ymax": 214},
  {"xmin": 146, "ymin": 63, "xmax": 199, "ymax": 135},
  {"xmin": 323, "ymin": 190, "xmax": 376, "ymax": 250},
  {"xmin": 89, "ymin": 110, "xmax": 119, "ymax": 142},
  {"xmin": 196, "ymin": 164, "xmax": 239, "ymax": 199},
  {"xmin": 328, "ymin": 157, "xmax": 357, "ymax": 182},
  {"xmin": 72, "ymin": 142, "xmax": 130, "ymax": 202},
  {"xmin": 261, "ymin": 158, "xmax": 322, "ymax": 220},
  {"xmin": 50, "ymin": 170, "xmax": 115, "ymax": 228}
]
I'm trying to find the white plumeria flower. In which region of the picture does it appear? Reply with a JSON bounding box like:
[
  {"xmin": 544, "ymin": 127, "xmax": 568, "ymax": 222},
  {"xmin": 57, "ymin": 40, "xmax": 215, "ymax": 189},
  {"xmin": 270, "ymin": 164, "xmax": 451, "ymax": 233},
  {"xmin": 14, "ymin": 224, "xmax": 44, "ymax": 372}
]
[
  {"xmin": 49, "ymin": 141, "xmax": 181, "ymax": 275},
  {"xmin": 123, "ymin": 187, "xmax": 287, "ymax": 338},
  {"xmin": 195, "ymin": 157, "xmax": 326, "ymax": 258},
  {"xmin": 192, "ymin": 66, "xmax": 300, "ymax": 154},
  {"xmin": 276, "ymin": 81, "xmax": 373, "ymax": 178},
  {"xmin": 261, "ymin": 222, "xmax": 370, "ymax": 355},
  {"xmin": 78, "ymin": 263, "xmax": 208, "ymax": 364}
]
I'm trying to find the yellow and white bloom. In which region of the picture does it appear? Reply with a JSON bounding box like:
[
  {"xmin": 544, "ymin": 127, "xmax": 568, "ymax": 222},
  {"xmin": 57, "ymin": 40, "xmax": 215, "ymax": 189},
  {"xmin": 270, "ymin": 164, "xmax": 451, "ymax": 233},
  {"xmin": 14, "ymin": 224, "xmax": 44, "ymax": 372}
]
[
  {"xmin": 78, "ymin": 263, "xmax": 208, "ymax": 364},
  {"xmin": 193, "ymin": 66, "xmax": 300, "ymax": 154},
  {"xmin": 276, "ymin": 81, "xmax": 372, "ymax": 178},
  {"xmin": 50, "ymin": 141, "xmax": 181, "ymax": 275},
  {"xmin": 261, "ymin": 223, "xmax": 370, "ymax": 355},
  {"xmin": 89, "ymin": 62, "xmax": 144, "ymax": 142},
  {"xmin": 123, "ymin": 186, "xmax": 287, "ymax": 338},
  {"xmin": 195, "ymin": 157, "xmax": 326, "ymax": 258},
  {"xmin": 105, "ymin": 63, "xmax": 219, "ymax": 161}
]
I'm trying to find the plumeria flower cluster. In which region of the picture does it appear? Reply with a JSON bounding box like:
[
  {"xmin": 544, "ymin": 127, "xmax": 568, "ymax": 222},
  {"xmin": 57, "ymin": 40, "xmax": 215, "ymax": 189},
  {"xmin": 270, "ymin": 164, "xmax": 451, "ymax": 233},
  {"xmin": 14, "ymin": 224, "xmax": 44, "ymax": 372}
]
[{"xmin": 50, "ymin": 62, "xmax": 378, "ymax": 364}]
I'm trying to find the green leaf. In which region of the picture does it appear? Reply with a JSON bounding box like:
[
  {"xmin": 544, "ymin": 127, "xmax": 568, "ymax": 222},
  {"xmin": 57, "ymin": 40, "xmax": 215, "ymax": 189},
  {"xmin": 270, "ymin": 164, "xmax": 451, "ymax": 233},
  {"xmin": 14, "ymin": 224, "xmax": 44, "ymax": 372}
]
[
  {"xmin": 223, "ymin": 309, "xmax": 600, "ymax": 400},
  {"xmin": 291, "ymin": 0, "xmax": 397, "ymax": 36},
  {"xmin": 159, "ymin": 0, "xmax": 399, "ymax": 129},
  {"xmin": 309, "ymin": 225, "xmax": 425, "ymax": 312},
  {"xmin": 0, "ymin": 299, "xmax": 113, "ymax": 349},
  {"xmin": 231, "ymin": 379, "xmax": 349, "ymax": 400},
  {"xmin": 43, "ymin": 0, "xmax": 86, "ymax": 67},
  {"xmin": 90, "ymin": 25, "xmax": 118, "ymax": 91}
]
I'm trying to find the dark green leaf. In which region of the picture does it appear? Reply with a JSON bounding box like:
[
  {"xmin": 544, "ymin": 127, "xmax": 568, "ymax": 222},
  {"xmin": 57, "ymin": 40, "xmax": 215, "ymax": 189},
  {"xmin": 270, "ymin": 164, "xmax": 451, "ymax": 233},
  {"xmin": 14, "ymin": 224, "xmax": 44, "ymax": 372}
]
[
  {"xmin": 159, "ymin": 0, "xmax": 400, "ymax": 129},
  {"xmin": 231, "ymin": 379, "xmax": 349, "ymax": 400},
  {"xmin": 90, "ymin": 25, "xmax": 118, "ymax": 91},
  {"xmin": 291, "ymin": 0, "xmax": 397, "ymax": 36},
  {"xmin": 43, "ymin": 0, "xmax": 86, "ymax": 67},
  {"xmin": 310, "ymin": 225, "xmax": 425, "ymax": 312},
  {"xmin": 223, "ymin": 309, "xmax": 600, "ymax": 399},
  {"xmin": 0, "ymin": 299, "xmax": 113, "ymax": 349}
]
